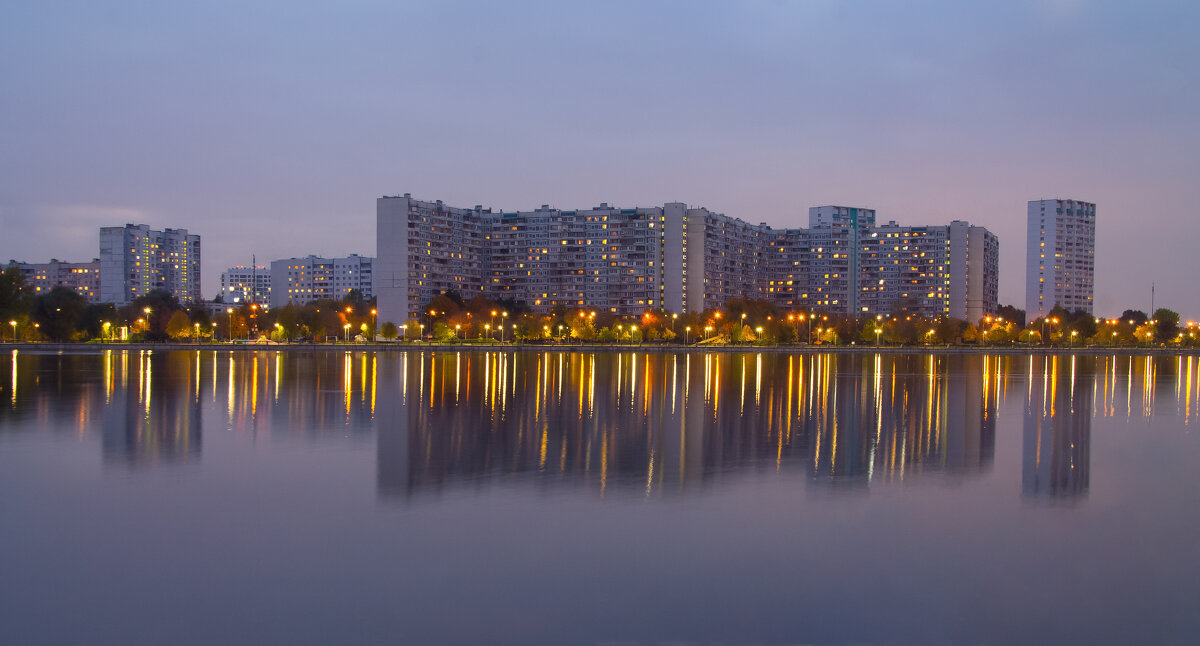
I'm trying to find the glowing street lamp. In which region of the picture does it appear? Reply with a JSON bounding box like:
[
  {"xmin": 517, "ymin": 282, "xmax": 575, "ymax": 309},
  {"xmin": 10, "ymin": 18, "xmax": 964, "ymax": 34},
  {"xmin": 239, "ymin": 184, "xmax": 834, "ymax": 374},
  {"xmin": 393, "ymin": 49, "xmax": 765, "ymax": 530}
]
[
  {"xmin": 455, "ymin": 324, "xmax": 461, "ymax": 339},
  {"xmin": 9, "ymin": 320, "xmax": 16, "ymax": 342},
  {"xmin": 194, "ymin": 322, "xmax": 201, "ymax": 341},
  {"xmin": 226, "ymin": 308, "xmax": 234, "ymax": 341},
  {"xmin": 685, "ymin": 325, "xmax": 691, "ymax": 345},
  {"xmin": 875, "ymin": 328, "xmax": 882, "ymax": 346}
]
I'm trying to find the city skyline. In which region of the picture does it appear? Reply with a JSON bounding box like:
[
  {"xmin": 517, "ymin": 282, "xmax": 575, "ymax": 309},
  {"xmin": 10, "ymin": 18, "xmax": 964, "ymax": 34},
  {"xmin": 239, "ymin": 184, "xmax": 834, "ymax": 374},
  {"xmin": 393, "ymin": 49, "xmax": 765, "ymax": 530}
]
[{"xmin": 2, "ymin": 2, "xmax": 1197, "ymax": 316}]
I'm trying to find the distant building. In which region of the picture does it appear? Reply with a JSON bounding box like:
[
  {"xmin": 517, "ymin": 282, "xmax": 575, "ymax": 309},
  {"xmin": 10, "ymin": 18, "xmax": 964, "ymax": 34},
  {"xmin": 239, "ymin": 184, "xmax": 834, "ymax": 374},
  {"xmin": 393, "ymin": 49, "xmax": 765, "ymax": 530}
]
[
  {"xmin": 1026, "ymin": 199, "xmax": 1095, "ymax": 318},
  {"xmin": 220, "ymin": 265, "xmax": 270, "ymax": 305},
  {"xmin": 377, "ymin": 194, "xmax": 999, "ymax": 325},
  {"xmin": 6, "ymin": 259, "xmax": 102, "ymax": 303},
  {"xmin": 99, "ymin": 224, "xmax": 201, "ymax": 305},
  {"xmin": 269, "ymin": 254, "xmax": 374, "ymax": 307}
]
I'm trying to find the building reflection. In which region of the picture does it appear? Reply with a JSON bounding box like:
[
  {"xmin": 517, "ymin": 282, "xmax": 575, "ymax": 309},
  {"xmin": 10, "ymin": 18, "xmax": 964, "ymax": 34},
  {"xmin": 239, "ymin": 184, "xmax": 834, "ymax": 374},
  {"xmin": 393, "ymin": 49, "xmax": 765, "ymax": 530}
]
[
  {"xmin": 376, "ymin": 351, "xmax": 1000, "ymax": 500},
  {"xmin": 1022, "ymin": 355, "xmax": 1091, "ymax": 499},
  {"xmin": 100, "ymin": 350, "xmax": 202, "ymax": 467}
]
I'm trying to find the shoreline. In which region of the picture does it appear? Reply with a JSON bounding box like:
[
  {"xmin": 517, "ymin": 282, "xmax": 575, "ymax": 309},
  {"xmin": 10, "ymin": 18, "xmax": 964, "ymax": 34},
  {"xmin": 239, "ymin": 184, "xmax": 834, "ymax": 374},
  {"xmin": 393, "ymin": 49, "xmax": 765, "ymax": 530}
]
[{"xmin": 2, "ymin": 341, "xmax": 1197, "ymax": 357}]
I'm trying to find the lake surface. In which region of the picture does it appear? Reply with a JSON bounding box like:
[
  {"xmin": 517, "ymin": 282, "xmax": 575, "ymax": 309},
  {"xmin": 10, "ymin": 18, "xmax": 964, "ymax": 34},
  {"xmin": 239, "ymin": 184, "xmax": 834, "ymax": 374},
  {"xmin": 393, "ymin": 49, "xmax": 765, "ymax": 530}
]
[{"xmin": 2, "ymin": 349, "xmax": 1199, "ymax": 645}]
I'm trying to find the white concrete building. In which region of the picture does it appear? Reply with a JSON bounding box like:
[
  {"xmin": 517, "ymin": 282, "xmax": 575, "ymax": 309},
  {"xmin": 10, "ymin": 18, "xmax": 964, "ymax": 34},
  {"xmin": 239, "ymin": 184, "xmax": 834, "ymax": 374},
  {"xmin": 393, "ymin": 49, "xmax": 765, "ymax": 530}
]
[
  {"xmin": 220, "ymin": 265, "xmax": 271, "ymax": 305},
  {"xmin": 377, "ymin": 194, "xmax": 999, "ymax": 325},
  {"xmin": 6, "ymin": 259, "xmax": 102, "ymax": 303},
  {"xmin": 99, "ymin": 225, "xmax": 201, "ymax": 305},
  {"xmin": 1026, "ymin": 199, "xmax": 1095, "ymax": 318},
  {"xmin": 269, "ymin": 254, "xmax": 374, "ymax": 308}
]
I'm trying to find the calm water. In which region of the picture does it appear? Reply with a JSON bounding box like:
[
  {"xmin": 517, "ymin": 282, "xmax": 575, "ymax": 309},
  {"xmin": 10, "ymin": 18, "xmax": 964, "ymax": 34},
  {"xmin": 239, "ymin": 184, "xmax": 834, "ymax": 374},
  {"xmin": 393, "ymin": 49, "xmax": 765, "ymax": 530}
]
[{"xmin": 2, "ymin": 349, "xmax": 1199, "ymax": 645}]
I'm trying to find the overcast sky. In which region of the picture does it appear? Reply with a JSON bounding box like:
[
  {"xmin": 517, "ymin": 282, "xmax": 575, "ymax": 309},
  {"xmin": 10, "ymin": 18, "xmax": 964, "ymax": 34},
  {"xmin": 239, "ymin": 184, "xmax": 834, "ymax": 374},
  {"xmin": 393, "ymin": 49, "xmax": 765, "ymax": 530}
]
[{"xmin": 2, "ymin": 0, "xmax": 1197, "ymax": 317}]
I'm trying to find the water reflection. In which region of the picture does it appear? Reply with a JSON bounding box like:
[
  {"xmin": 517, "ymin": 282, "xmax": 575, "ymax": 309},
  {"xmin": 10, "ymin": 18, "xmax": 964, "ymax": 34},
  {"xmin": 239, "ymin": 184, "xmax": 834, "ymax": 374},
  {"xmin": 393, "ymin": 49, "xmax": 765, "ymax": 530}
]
[
  {"xmin": 3, "ymin": 350, "xmax": 1199, "ymax": 495},
  {"xmin": 1022, "ymin": 356, "xmax": 1091, "ymax": 499},
  {"xmin": 377, "ymin": 352, "xmax": 1004, "ymax": 499}
]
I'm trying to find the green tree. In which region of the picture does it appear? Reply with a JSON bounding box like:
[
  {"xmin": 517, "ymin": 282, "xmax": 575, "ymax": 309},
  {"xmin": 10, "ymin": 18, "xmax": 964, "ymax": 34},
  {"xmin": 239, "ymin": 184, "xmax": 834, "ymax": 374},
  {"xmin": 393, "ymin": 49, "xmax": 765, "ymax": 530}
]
[
  {"xmin": 380, "ymin": 321, "xmax": 399, "ymax": 341},
  {"xmin": 1153, "ymin": 308, "xmax": 1180, "ymax": 342},
  {"xmin": 166, "ymin": 310, "xmax": 193, "ymax": 339},
  {"xmin": 33, "ymin": 286, "xmax": 87, "ymax": 341},
  {"xmin": 403, "ymin": 318, "xmax": 422, "ymax": 341},
  {"xmin": 0, "ymin": 266, "xmax": 32, "ymax": 323}
]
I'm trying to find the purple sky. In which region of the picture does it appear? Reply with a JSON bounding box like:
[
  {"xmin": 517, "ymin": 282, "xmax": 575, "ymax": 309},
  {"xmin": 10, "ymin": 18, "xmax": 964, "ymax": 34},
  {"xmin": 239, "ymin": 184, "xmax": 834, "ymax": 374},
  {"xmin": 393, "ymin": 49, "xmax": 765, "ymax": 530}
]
[{"xmin": 2, "ymin": 1, "xmax": 1197, "ymax": 317}]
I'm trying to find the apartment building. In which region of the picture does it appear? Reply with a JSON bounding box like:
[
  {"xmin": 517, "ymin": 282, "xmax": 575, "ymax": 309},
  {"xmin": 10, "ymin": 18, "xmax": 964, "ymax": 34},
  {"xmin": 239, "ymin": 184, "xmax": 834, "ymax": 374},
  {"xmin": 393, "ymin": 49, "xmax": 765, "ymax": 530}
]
[
  {"xmin": 1026, "ymin": 199, "xmax": 1095, "ymax": 318},
  {"xmin": 6, "ymin": 259, "xmax": 102, "ymax": 303},
  {"xmin": 269, "ymin": 254, "xmax": 374, "ymax": 308},
  {"xmin": 99, "ymin": 225, "xmax": 201, "ymax": 305},
  {"xmin": 377, "ymin": 194, "xmax": 999, "ymax": 325},
  {"xmin": 219, "ymin": 265, "xmax": 271, "ymax": 305}
]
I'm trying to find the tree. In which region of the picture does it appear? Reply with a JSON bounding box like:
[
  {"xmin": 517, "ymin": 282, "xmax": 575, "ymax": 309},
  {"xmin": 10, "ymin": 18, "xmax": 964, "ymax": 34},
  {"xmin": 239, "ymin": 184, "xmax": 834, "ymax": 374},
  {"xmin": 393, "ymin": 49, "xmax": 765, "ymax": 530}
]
[
  {"xmin": 166, "ymin": 310, "xmax": 193, "ymax": 339},
  {"xmin": 403, "ymin": 318, "xmax": 422, "ymax": 340},
  {"xmin": 1153, "ymin": 308, "xmax": 1180, "ymax": 342},
  {"xmin": 996, "ymin": 304, "xmax": 1025, "ymax": 328},
  {"xmin": 1121, "ymin": 309, "xmax": 1148, "ymax": 326},
  {"xmin": 32, "ymin": 286, "xmax": 87, "ymax": 341},
  {"xmin": 380, "ymin": 321, "xmax": 399, "ymax": 341},
  {"xmin": 0, "ymin": 266, "xmax": 32, "ymax": 323}
]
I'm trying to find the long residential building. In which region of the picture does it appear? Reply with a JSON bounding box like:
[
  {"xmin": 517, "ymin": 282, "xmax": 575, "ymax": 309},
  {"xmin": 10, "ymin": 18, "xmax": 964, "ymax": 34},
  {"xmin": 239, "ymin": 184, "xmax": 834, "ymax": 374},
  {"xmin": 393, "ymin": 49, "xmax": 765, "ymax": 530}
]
[
  {"xmin": 1026, "ymin": 199, "xmax": 1095, "ymax": 318},
  {"xmin": 5, "ymin": 259, "xmax": 102, "ymax": 303},
  {"xmin": 99, "ymin": 225, "xmax": 201, "ymax": 305},
  {"xmin": 269, "ymin": 254, "xmax": 374, "ymax": 307},
  {"xmin": 377, "ymin": 194, "xmax": 998, "ymax": 325}
]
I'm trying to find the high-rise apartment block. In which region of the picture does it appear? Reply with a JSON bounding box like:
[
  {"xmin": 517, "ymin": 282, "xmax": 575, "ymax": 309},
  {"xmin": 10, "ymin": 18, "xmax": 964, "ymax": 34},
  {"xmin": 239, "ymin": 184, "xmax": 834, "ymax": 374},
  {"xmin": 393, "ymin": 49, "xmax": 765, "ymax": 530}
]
[
  {"xmin": 1026, "ymin": 199, "xmax": 1095, "ymax": 318},
  {"xmin": 269, "ymin": 254, "xmax": 374, "ymax": 308},
  {"xmin": 5, "ymin": 259, "xmax": 102, "ymax": 303},
  {"xmin": 378, "ymin": 194, "xmax": 999, "ymax": 326},
  {"xmin": 220, "ymin": 265, "xmax": 271, "ymax": 305},
  {"xmin": 99, "ymin": 225, "xmax": 201, "ymax": 305}
]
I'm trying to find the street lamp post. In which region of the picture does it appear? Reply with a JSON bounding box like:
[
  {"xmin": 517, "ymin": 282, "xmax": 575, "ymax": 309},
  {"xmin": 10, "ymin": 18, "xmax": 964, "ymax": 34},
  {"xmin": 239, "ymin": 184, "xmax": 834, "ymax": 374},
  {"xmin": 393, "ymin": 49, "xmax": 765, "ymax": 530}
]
[
  {"xmin": 684, "ymin": 326, "xmax": 690, "ymax": 345},
  {"xmin": 194, "ymin": 323, "xmax": 201, "ymax": 342},
  {"xmin": 9, "ymin": 320, "xmax": 16, "ymax": 342},
  {"xmin": 875, "ymin": 328, "xmax": 881, "ymax": 346},
  {"xmin": 343, "ymin": 323, "xmax": 351, "ymax": 343},
  {"xmin": 226, "ymin": 308, "xmax": 234, "ymax": 341},
  {"xmin": 501, "ymin": 312, "xmax": 508, "ymax": 342}
]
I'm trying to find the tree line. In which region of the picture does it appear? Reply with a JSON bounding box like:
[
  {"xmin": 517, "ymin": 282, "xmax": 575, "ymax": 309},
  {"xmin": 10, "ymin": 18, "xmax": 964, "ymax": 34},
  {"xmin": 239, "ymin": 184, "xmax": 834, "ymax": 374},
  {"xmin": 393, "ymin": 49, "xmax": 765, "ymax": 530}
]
[{"xmin": 2, "ymin": 268, "xmax": 1194, "ymax": 347}]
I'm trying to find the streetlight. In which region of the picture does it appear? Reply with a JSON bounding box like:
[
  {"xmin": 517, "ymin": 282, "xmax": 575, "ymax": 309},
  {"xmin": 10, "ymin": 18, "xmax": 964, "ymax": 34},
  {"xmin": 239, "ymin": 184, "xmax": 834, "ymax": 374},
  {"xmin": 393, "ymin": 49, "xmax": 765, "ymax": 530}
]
[
  {"xmin": 371, "ymin": 308, "xmax": 377, "ymax": 336},
  {"xmin": 8, "ymin": 320, "xmax": 16, "ymax": 342},
  {"xmin": 194, "ymin": 322, "xmax": 201, "ymax": 342},
  {"xmin": 671, "ymin": 313, "xmax": 678, "ymax": 335},
  {"xmin": 558, "ymin": 324, "xmax": 564, "ymax": 342},
  {"xmin": 485, "ymin": 323, "xmax": 491, "ymax": 340},
  {"xmin": 226, "ymin": 308, "xmax": 234, "ymax": 341},
  {"xmin": 704, "ymin": 325, "xmax": 713, "ymax": 341},
  {"xmin": 501, "ymin": 312, "xmax": 508, "ymax": 342},
  {"xmin": 343, "ymin": 323, "xmax": 351, "ymax": 343},
  {"xmin": 684, "ymin": 325, "xmax": 691, "ymax": 345},
  {"xmin": 102, "ymin": 321, "xmax": 111, "ymax": 341},
  {"xmin": 455, "ymin": 324, "xmax": 461, "ymax": 339},
  {"xmin": 875, "ymin": 328, "xmax": 881, "ymax": 346}
]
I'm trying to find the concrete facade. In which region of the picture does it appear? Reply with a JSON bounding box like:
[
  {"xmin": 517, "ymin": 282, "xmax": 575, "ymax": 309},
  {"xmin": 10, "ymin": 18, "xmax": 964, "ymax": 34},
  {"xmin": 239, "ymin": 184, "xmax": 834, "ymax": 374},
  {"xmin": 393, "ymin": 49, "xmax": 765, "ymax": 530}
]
[
  {"xmin": 220, "ymin": 265, "xmax": 271, "ymax": 305},
  {"xmin": 1026, "ymin": 199, "xmax": 1096, "ymax": 318},
  {"xmin": 269, "ymin": 254, "xmax": 374, "ymax": 308},
  {"xmin": 377, "ymin": 194, "xmax": 999, "ymax": 325},
  {"xmin": 99, "ymin": 224, "xmax": 201, "ymax": 305},
  {"xmin": 6, "ymin": 259, "xmax": 102, "ymax": 303}
]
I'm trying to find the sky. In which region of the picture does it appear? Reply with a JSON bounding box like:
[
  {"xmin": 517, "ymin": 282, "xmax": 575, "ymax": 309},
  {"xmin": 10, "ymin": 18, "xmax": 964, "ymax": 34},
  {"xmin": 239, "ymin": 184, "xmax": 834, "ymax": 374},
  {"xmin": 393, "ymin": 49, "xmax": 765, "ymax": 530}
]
[{"xmin": 2, "ymin": 0, "xmax": 1198, "ymax": 317}]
